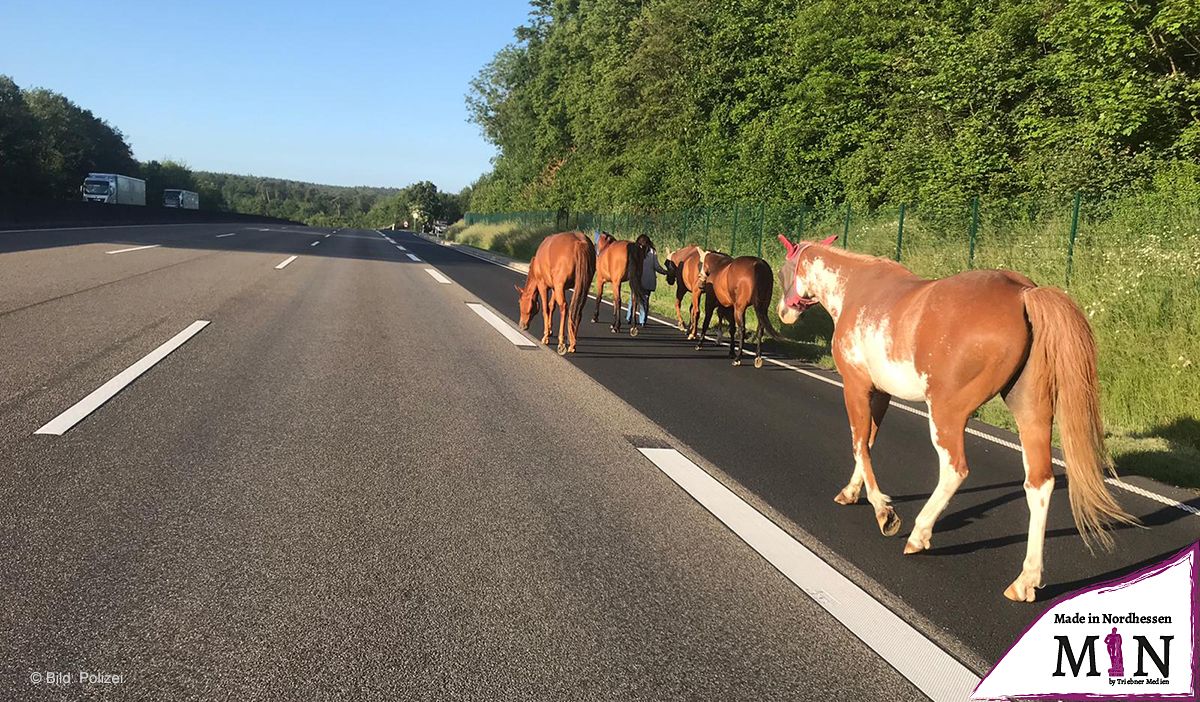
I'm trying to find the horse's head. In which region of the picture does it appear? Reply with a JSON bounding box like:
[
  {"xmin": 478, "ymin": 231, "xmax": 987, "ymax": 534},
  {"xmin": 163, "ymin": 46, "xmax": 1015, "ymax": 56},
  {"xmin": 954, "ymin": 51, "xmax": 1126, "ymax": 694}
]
[
  {"xmin": 776, "ymin": 233, "xmax": 838, "ymax": 324},
  {"xmin": 597, "ymin": 232, "xmax": 615, "ymax": 251},
  {"xmin": 514, "ymin": 283, "xmax": 540, "ymax": 329}
]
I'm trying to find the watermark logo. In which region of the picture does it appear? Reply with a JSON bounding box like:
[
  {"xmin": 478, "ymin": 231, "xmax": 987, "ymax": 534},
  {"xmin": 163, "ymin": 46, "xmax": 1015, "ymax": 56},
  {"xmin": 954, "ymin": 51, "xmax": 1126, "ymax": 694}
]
[{"xmin": 973, "ymin": 541, "xmax": 1197, "ymax": 700}]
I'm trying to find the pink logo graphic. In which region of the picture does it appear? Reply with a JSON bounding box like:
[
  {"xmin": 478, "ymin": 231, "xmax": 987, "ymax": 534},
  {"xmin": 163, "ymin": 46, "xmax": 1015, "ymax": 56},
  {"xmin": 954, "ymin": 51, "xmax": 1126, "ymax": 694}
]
[
  {"xmin": 1106, "ymin": 627, "xmax": 1124, "ymax": 677},
  {"xmin": 973, "ymin": 541, "xmax": 1198, "ymax": 700}
]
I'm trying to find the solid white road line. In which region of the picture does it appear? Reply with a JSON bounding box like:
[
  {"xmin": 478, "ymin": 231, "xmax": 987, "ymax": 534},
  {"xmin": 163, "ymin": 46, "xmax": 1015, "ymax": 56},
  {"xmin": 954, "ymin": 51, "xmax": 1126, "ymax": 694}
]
[
  {"xmin": 466, "ymin": 303, "xmax": 536, "ymax": 347},
  {"xmin": 638, "ymin": 447, "xmax": 979, "ymax": 701},
  {"xmin": 310, "ymin": 240, "xmax": 320, "ymax": 247},
  {"xmin": 435, "ymin": 235, "xmax": 1197, "ymax": 519},
  {"xmin": 275, "ymin": 255, "xmax": 298, "ymax": 270},
  {"xmin": 425, "ymin": 268, "xmax": 452, "ymax": 284},
  {"xmin": 35, "ymin": 321, "xmax": 211, "ymax": 436},
  {"xmin": 406, "ymin": 253, "xmax": 421, "ymax": 262},
  {"xmin": 215, "ymin": 232, "xmax": 237, "ymax": 238},
  {"xmin": 105, "ymin": 244, "xmax": 161, "ymax": 255}
]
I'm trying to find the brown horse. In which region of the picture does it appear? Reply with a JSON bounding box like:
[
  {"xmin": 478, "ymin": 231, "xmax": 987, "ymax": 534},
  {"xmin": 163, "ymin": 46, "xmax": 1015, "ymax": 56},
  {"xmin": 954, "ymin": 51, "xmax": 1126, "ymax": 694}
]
[
  {"xmin": 664, "ymin": 246, "xmax": 734, "ymax": 340},
  {"xmin": 515, "ymin": 231, "xmax": 596, "ymax": 354},
  {"xmin": 694, "ymin": 251, "xmax": 781, "ymax": 367},
  {"xmin": 591, "ymin": 233, "xmax": 645, "ymax": 335},
  {"xmin": 775, "ymin": 233, "xmax": 1137, "ymax": 601}
]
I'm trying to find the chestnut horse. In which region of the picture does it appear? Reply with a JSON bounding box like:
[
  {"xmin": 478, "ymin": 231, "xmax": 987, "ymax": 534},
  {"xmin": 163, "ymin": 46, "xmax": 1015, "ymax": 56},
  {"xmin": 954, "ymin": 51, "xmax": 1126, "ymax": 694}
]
[
  {"xmin": 775, "ymin": 233, "xmax": 1136, "ymax": 601},
  {"xmin": 665, "ymin": 246, "xmax": 733, "ymax": 340},
  {"xmin": 694, "ymin": 251, "xmax": 781, "ymax": 367},
  {"xmin": 515, "ymin": 231, "xmax": 596, "ymax": 354},
  {"xmin": 591, "ymin": 233, "xmax": 645, "ymax": 334}
]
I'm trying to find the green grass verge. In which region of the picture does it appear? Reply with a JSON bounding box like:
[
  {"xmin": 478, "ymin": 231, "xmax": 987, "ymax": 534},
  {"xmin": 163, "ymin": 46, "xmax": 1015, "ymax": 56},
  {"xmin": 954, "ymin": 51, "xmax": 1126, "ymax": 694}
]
[{"xmin": 446, "ymin": 219, "xmax": 1199, "ymax": 490}]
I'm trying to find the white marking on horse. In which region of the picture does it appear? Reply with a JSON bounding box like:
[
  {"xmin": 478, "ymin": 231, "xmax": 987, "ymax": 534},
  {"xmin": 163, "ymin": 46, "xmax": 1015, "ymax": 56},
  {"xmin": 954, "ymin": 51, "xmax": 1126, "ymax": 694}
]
[
  {"xmin": 801, "ymin": 258, "xmax": 846, "ymax": 320},
  {"xmin": 842, "ymin": 319, "xmax": 929, "ymax": 402}
]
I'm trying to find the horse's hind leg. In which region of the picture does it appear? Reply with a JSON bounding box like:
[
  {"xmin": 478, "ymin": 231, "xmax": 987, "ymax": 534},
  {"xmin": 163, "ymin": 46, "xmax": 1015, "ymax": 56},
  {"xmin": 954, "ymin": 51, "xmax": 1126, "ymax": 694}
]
[
  {"xmin": 611, "ymin": 281, "xmax": 623, "ymax": 333},
  {"xmin": 592, "ymin": 279, "xmax": 605, "ymax": 323},
  {"xmin": 903, "ymin": 406, "xmax": 970, "ymax": 555},
  {"xmin": 840, "ymin": 381, "xmax": 901, "ymax": 536},
  {"xmin": 731, "ymin": 306, "xmax": 746, "ymax": 364},
  {"xmin": 835, "ymin": 390, "xmax": 889, "ymax": 504},
  {"xmin": 1002, "ymin": 381, "xmax": 1055, "ymax": 602}
]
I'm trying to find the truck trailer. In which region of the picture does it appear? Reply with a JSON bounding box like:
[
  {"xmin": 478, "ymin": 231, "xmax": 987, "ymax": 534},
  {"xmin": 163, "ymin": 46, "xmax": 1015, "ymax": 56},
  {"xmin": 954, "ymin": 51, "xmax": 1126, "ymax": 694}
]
[
  {"xmin": 81, "ymin": 173, "xmax": 146, "ymax": 206},
  {"xmin": 162, "ymin": 189, "xmax": 200, "ymax": 209}
]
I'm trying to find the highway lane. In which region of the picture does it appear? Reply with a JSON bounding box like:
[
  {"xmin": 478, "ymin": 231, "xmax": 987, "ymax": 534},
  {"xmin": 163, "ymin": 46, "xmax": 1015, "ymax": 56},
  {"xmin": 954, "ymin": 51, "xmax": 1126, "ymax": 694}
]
[
  {"xmin": 398, "ymin": 228, "xmax": 1200, "ymax": 666},
  {"xmin": 1, "ymin": 225, "xmax": 921, "ymax": 699}
]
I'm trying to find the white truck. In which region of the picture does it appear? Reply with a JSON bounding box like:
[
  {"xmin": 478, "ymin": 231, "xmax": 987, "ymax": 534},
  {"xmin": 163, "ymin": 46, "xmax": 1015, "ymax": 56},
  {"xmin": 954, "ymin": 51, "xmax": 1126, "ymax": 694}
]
[
  {"xmin": 81, "ymin": 173, "xmax": 146, "ymax": 206},
  {"xmin": 162, "ymin": 189, "xmax": 200, "ymax": 209}
]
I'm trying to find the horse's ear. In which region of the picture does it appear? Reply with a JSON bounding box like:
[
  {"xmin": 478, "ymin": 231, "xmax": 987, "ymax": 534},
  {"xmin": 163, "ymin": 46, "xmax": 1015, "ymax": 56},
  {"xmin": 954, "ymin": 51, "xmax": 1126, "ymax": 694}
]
[
  {"xmin": 778, "ymin": 234, "xmax": 798, "ymax": 257},
  {"xmin": 820, "ymin": 234, "xmax": 838, "ymax": 246}
]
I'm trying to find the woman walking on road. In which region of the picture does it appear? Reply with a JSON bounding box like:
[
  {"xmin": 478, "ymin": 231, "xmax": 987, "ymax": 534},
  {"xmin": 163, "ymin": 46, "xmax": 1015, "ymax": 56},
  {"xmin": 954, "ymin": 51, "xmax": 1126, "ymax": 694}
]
[{"xmin": 626, "ymin": 234, "xmax": 668, "ymax": 327}]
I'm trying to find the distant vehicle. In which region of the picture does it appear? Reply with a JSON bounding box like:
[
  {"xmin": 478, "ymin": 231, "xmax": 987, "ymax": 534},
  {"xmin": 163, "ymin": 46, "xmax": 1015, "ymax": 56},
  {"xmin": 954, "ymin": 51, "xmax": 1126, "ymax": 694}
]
[
  {"xmin": 162, "ymin": 189, "xmax": 200, "ymax": 209},
  {"xmin": 81, "ymin": 173, "xmax": 146, "ymax": 206},
  {"xmin": 433, "ymin": 220, "xmax": 449, "ymax": 235}
]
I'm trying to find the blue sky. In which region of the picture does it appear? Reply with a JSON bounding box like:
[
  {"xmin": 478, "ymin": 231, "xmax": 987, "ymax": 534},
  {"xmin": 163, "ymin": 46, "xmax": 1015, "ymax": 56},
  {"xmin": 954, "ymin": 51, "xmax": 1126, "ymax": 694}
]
[{"xmin": 0, "ymin": 0, "xmax": 532, "ymax": 191}]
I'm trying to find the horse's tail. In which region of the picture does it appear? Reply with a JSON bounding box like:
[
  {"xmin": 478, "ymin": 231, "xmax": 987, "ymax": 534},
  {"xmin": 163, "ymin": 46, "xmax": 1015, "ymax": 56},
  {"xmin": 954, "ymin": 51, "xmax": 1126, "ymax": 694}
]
[
  {"xmin": 754, "ymin": 259, "xmax": 783, "ymax": 340},
  {"xmin": 1022, "ymin": 286, "xmax": 1137, "ymax": 550},
  {"xmin": 570, "ymin": 236, "xmax": 596, "ymax": 328},
  {"xmin": 625, "ymin": 241, "xmax": 646, "ymax": 317}
]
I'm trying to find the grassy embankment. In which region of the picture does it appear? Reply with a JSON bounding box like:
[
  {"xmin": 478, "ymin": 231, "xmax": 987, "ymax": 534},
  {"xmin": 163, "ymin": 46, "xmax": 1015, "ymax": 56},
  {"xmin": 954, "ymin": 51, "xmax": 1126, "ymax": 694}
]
[{"xmin": 443, "ymin": 212, "xmax": 1199, "ymax": 489}]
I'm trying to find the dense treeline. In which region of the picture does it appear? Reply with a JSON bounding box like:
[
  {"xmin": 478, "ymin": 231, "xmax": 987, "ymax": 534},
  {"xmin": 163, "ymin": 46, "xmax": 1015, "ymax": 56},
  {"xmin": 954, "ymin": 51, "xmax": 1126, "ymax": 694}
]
[
  {"xmin": 0, "ymin": 75, "xmax": 465, "ymax": 228},
  {"xmin": 467, "ymin": 0, "xmax": 1200, "ymax": 214}
]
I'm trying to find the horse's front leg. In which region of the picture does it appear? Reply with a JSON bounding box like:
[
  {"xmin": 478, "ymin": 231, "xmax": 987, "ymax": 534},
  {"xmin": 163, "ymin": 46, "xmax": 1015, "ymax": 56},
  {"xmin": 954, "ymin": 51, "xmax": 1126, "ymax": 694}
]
[
  {"xmin": 841, "ymin": 379, "xmax": 901, "ymax": 536},
  {"xmin": 834, "ymin": 389, "xmax": 889, "ymax": 504},
  {"xmin": 695, "ymin": 294, "xmax": 716, "ymax": 350},
  {"xmin": 674, "ymin": 287, "xmax": 686, "ymax": 331},
  {"xmin": 538, "ymin": 285, "xmax": 553, "ymax": 345},
  {"xmin": 553, "ymin": 283, "xmax": 569, "ymax": 354},
  {"xmin": 904, "ymin": 407, "xmax": 969, "ymax": 554}
]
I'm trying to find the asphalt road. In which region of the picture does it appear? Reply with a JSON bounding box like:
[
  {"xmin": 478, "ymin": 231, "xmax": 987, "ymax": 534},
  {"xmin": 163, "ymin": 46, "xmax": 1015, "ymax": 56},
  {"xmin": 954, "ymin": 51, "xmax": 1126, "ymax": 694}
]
[{"xmin": 1, "ymin": 223, "xmax": 934, "ymax": 700}]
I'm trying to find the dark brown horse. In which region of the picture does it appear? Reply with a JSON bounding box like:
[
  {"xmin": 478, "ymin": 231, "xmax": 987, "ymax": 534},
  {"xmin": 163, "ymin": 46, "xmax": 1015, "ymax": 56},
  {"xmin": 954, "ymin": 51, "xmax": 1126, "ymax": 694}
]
[
  {"xmin": 515, "ymin": 231, "xmax": 596, "ymax": 354},
  {"xmin": 694, "ymin": 251, "xmax": 781, "ymax": 367},
  {"xmin": 775, "ymin": 233, "xmax": 1136, "ymax": 601},
  {"xmin": 591, "ymin": 233, "xmax": 645, "ymax": 334}
]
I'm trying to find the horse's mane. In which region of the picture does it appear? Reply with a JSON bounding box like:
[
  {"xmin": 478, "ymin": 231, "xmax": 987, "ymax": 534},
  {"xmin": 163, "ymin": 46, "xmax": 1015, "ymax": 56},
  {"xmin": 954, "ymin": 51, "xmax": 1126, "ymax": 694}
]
[{"xmin": 810, "ymin": 244, "xmax": 915, "ymax": 276}]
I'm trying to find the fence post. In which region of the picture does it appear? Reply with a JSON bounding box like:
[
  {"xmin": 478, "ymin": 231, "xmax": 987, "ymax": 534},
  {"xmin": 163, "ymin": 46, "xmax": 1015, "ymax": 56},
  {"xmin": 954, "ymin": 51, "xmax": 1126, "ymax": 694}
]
[
  {"xmin": 842, "ymin": 203, "xmax": 851, "ymax": 248},
  {"xmin": 895, "ymin": 203, "xmax": 906, "ymax": 262},
  {"xmin": 968, "ymin": 196, "xmax": 980, "ymax": 268},
  {"xmin": 731, "ymin": 203, "xmax": 740, "ymax": 254},
  {"xmin": 756, "ymin": 202, "xmax": 766, "ymax": 257},
  {"xmin": 1066, "ymin": 191, "xmax": 1081, "ymax": 286},
  {"xmin": 704, "ymin": 206, "xmax": 712, "ymax": 249},
  {"xmin": 682, "ymin": 208, "xmax": 691, "ymax": 244}
]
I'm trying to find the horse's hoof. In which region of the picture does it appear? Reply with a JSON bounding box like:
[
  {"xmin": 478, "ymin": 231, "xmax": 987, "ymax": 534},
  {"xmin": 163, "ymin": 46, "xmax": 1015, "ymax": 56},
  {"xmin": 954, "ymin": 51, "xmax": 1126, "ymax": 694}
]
[
  {"xmin": 694, "ymin": 344, "xmax": 703, "ymax": 351},
  {"xmin": 753, "ymin": 357, "xmax": 763, "ymax": 369},
  {"xmin": 877, "ymin": 508, "xmax": 902, "ymax": 537},
  {"xmin": 556, "ymin": 343, "xmax": 567, "ymax": 355},
  {"xmin": 567, "ymin": 346, "xmax": 576, "ymax": 354},
  {"xmin": 731, "ymin": 359, "xmax": 741, "ymax": 366},
  {"xmin": 903, "ymin": 534, "xmax": 929, "ymax": 554},
  {"xmin": 630, "ymin": 327, "xmax": 639, "ymax": 337},
  {"xmin": 833, "ymin": 490, "xmax": 858, "ymax": 505}
]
